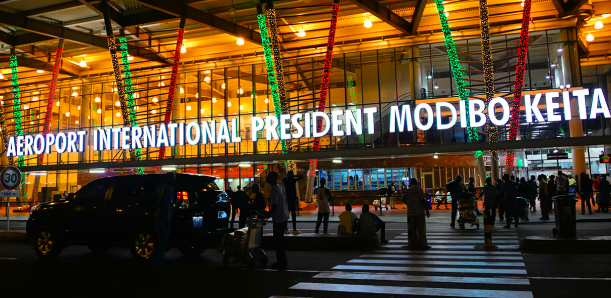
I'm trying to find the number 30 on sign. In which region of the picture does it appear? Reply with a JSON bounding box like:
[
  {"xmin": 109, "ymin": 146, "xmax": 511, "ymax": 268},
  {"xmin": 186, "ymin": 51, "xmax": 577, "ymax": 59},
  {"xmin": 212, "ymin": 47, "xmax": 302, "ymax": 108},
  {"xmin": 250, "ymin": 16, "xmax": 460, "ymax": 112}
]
[{"xmin": 1, "ymin": 166, "xmax": 22, "ymax": 190}]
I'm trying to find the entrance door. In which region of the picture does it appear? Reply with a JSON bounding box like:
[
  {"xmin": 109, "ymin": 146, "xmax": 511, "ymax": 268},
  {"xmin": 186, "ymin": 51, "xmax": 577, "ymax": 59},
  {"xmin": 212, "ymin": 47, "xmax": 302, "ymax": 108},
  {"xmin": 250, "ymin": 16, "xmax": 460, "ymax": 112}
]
[{"xmin": 422, "ymin": 173, "xmax": 434, "ymax": 191}]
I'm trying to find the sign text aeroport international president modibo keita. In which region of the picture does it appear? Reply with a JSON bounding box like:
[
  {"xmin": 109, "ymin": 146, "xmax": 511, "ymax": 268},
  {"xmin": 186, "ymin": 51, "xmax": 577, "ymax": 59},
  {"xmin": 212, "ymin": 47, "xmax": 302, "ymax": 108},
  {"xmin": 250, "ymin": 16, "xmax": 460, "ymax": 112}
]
[{"xmin": 6, "ymin": 88, "xmax": 611, "ymax": 157}]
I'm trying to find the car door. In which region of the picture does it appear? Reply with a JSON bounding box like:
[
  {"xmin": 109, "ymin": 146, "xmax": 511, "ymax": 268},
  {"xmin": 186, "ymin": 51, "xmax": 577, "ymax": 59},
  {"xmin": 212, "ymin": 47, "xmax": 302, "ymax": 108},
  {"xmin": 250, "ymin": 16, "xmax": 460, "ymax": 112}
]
[
  {"xmin": 101, "ymin": 177, "xmax": 144, "ymax": 244},
  {"xmin": 67, "ymin": 179, "xmax": 110, "ymax": 243}
]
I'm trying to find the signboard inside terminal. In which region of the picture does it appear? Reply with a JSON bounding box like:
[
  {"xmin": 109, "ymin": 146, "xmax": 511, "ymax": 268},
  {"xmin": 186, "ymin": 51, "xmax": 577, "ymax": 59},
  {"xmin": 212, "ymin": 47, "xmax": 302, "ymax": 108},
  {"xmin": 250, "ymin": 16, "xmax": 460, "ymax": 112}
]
[{"xmin": 6, "ymin": 88, "xmax": 611, "ymax": 158}]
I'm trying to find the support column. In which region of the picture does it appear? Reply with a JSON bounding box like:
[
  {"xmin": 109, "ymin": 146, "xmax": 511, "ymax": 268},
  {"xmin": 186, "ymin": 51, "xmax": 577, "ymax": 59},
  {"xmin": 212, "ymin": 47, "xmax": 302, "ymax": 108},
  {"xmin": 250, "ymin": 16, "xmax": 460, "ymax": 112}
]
[{"xmin": 407, "ymin": 46, "xmax": 421, "ymax": 143}]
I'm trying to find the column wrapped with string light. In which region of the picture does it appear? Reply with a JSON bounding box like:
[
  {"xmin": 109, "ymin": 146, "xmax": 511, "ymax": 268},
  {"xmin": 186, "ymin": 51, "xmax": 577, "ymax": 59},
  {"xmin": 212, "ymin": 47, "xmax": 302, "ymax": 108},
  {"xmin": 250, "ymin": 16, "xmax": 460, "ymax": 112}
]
[
  {"xmin": 38, "ymin": 45, "xmax": 64, "ymax": 165},
  {"xmin": 118, "ymin": 37, "xmax": 144, "ymax": 175},
  {"xmin": 478, "ymin": 0, "xmax": 499, "ymax": 181},
  {"xmin": 505, "ymin": 0, "xmax": 532, "ymax": 173},
  {"xmin": 305, "ymin": 0, "xmax": 340, "ymax": 202},
  {"xmin": 159, "ymin": 17, "xmax": 186, "ymax": 160},
  {"xmin": 256, "ymin": 13, "xmax": 285, "ymax": 153},
  {"xmin": 9, "ymin": 55, "xmax": 28, "ymax": 202}
]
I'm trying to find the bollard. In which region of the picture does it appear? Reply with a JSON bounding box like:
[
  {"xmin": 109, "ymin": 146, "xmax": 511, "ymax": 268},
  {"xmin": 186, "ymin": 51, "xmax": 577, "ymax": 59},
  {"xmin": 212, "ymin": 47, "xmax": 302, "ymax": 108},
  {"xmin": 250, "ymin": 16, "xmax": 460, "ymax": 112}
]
[
  {"xmin": 483, "ymin": 208, "xmax": 497, "ymax": 249},
  {"xmin": 407, "ymin": 215, "xmax": 412, "ymax": 247}
]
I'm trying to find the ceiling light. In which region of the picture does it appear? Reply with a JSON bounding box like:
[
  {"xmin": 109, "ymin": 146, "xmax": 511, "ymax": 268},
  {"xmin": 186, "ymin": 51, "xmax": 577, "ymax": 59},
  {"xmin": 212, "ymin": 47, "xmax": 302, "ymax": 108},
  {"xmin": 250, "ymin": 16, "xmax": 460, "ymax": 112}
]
[
  {"xmin": 364, "ymin": 19, "xmax": 372, "ymax": 28},
  {"xmin": 77, "ymin": 105, "xmax": 81, "ymax": 110},
  {"xmin": 296, "ymin": 28, "xmax": 306, "ymax": 37},
  {"xmin": 332, "ymin": 159, "xmax": 342, "ymax": 164},
  {"xmin": 89, "ymin": 169, "xmax": 105, "ymax": 174},
  {"xmin": 236, "ymin": 38, "xmax": 245, "ymax": 46},
  {"xmin": 221, "ymin": 83, "xmax": 226, "ymax": 89},
  {"xmin": 239, "ymin": 105, "xmax": 243, "ymax": 110},
  {"xmin": 595, "ymin": 21, "xmax": 604, "ymax": 30},
  {"xmin": 128, "ymin": 55, "xmax": 134, "ymax": 61},
  {"xmin": 586, "ymin": 33, "xmax": 595, "ymax": 42},
  {"xmin": 238, "ymin": 88, "xmax": 243, "ymax": 95},
  {"xmin": 181, "ymin": 45, "xmax": 186, "ymax": 53},
  {"xmin": 95, "ymin": 96, "xmax": 101, "ymax": 102},
  {"xmin": 186, "ymin": 105, "xmax": 192, "ymax": 111},
  {"xmin": 36, "ymin": 69, "xmax": 44, "ymax": 74},
  {"xmin": 264, "ymin": 98, "xmax": 269, "ymax": 103},
  {"xmin": 115, "ymin": 112, "xmax": 120, "ymax": 117},
  {"xmin": 113, "ymin": 87, "xmax": 118, "ymax": 92},
  {"xmin": 115, "ymin": 101, "xmax": 120, "ymax": 107},
  {"xmin": 603, "ymin": 14, "xmax": 611, "ymax": 18},
  {"xmin": 200, "ymin": 109, "xmax": 205, "ymax": 114},
  {"xmin": 75, "ymin": 120, "xmax": 79, "ymax": 124},
  {"xmin": 545, "ymin": 76, "xmax": 551, "ymax": 79},
  {"xmin": 551, "ymin": 64, "xmax": 557, "ymax": 67},
  {"xmin": 97, "ymin": 108, "xmax": 102, "ymax": 114},
  {"xmin": 134, "ymin": 93, "xmax": 139, "ymax": 98},
  {"xmin": 56, "ymin": 101, "xmax": 60, "ymax": 107},
  {"xmin": 434, "ymin": 83, "xmax": 439, "ymax": 89},
  {"xmin": 560, "ymin": 85, "xmax": 565, "ymax": 89},
  {"xmin": 161, "ymin": 166, "xmax": 177, "ymax": 171},
  {"xmin": 79, "ymin": 59, "xmax": 87, "ymax": 67},
  {"xmin": 30, "ymin": 172, "xmax": 47, "ymax": 176},
  {"xmin": 557, "ymin": 48, "xmax": 563, "ymax": 52},
  {"xmin": 444, "ymin": 10, "xmax": 449, "ymax": 17},
  {"xmin": 195, "ymin": 93, "xmax": 199, "ymax": 98},
  {"xmin": 152, "ymin": 97, "xmax": 158, "ymax": 103},
  {"xmin": 204, "ymin": 76, "xmax": 210, "ymax": 83},
  {"xmin": 227, "ymin": 101, "xmax": 232, "ymax": 107},
  {"xmin": 136, "ymin": 106, "xmax": 140, "ymax": 110},
  {"xmin": 152, "ymin": 109, "xmax": 157, "ymax": 114},
  {"xmin": 180, "ymin": 87, "xmax": 184, "ymax": 94},
  {"xmin": 0, "ymin": 73, "xmax": 4, "ymax": 79},
  {"xmin": 566, "ymin": 84, "xmax": 571, "ymax": 88},
  {"xmin": 65, "ymin": 112, "xmax": 70, "ymax": 117},
  {"xmin": 72, "ymin": 91, "xmax": 78, "ymax": 97},
  {"xmin": 33, "ymin": 96, "xmax": 38, "ymax": 101},
  {"xmin": 212, "ymin": 97, "xmax": 217, "ymax": 103},
  {"xmin": 24, "ymin": 105, "xmax": 29, "ymax": 110},
  {"xmin": 433, "ymin": 154, "xmax": 439, "ymax": 159},
  {"xmin": 553, "ymin": 149, "xmax": 559, "ymax": 153}
]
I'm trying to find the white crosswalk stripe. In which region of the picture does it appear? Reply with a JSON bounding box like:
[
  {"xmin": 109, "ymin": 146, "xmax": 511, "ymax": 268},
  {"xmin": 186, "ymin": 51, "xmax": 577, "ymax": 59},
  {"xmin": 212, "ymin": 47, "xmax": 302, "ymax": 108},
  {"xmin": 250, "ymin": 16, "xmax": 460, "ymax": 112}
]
[{"xmin": 269, "ymin": 226, "xmax": 533, "ymax": 298}]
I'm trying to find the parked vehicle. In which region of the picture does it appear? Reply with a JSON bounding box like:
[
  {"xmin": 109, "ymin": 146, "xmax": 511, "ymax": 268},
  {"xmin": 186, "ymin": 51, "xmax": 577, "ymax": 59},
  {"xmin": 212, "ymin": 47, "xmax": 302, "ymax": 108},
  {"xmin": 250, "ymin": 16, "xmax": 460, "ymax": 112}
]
[{"xmin": 27, "ymin": 174, "xmax": 231, "ymax": 260}]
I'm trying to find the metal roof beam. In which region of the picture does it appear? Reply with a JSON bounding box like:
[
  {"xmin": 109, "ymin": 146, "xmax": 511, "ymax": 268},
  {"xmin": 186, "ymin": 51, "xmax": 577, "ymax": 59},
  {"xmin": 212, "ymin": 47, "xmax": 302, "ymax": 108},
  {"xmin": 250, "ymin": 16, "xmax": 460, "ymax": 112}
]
[
  {"xmin": 134, "ymin": 0, "xmax": 263, "ymax": 45},
  {"xmin": 410, "ymin": 0, "xmax": 427, "ymax": 35},
  {"xmin": 551, "ymin": 0, "xmax": 588, "ymax": 14},
  {"xmin": 23, "ymin": 1, "xmax": 91, "ymax": 17},
  {"xmin": 347, "ymin": 0, "xmax": 413, "ymax": 35}
]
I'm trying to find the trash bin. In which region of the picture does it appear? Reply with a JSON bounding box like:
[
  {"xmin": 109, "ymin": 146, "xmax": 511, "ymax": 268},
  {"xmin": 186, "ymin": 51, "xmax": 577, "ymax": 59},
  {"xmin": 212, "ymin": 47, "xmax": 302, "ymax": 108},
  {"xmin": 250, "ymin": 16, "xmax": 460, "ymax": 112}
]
[{"xmin": 552, "ymin": 195, "xmax": 577, "ymax": 238}]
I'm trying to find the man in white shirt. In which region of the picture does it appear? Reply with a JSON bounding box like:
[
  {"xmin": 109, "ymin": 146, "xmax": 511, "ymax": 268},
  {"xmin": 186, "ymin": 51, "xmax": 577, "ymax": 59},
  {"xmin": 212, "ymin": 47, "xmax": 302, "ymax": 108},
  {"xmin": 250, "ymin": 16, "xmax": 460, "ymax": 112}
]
[{"xmin": 267, "ymin": 171, "xmax": 289, "ymax": 269}]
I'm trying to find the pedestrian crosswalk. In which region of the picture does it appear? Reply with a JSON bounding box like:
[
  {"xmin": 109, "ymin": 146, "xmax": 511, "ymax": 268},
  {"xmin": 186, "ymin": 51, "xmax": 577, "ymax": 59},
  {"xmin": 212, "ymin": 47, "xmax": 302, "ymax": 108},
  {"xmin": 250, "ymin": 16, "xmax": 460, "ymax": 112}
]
[{"xmin": 269, "ymin": 227, "xmax": 533, "ymax": 298}]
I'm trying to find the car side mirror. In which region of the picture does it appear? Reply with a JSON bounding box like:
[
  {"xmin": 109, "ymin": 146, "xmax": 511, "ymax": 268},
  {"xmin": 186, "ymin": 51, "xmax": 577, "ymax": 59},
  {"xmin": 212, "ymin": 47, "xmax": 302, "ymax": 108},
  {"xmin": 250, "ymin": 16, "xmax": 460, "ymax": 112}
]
[{"xmin": 66, "ymin": 193, "xmax": 75, "ymax": 201}]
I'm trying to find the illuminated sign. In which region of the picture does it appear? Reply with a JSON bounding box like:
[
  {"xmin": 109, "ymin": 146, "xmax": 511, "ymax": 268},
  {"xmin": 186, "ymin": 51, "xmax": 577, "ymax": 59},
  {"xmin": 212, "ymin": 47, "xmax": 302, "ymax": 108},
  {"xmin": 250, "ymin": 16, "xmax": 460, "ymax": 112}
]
[{"xmin": 6, "ymin": 88, "xmax": 611, "ymax": 158}]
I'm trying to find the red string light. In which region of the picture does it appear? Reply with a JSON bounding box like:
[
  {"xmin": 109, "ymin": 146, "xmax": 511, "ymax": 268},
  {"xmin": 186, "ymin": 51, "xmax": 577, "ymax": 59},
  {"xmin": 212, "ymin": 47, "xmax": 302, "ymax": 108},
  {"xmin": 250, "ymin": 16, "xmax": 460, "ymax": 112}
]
[
  {"xmin": 159, "ymin": 27, "xmax": 185, "ymax": 160},
  {"xmin": 308, "ymin": 1, "xmax": 340, "ymax": 177},
  {"xmin": 505, "ymin": 0, "xmax": 531, "ymax": 170},
  {"xmin": 38, "ymin": 47, "xmax": 63, "ymax": 165}
]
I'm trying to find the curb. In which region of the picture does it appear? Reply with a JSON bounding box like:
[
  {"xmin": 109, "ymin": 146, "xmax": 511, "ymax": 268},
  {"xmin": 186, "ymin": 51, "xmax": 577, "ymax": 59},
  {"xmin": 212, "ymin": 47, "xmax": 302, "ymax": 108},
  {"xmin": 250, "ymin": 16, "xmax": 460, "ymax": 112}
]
[
  {"xmin": 0, "ymin": 232, "xmax": 28, "ymax": 244},
  {"xmin": 520, "ymin": 236, "xmax": 611, "ymax": 253}
]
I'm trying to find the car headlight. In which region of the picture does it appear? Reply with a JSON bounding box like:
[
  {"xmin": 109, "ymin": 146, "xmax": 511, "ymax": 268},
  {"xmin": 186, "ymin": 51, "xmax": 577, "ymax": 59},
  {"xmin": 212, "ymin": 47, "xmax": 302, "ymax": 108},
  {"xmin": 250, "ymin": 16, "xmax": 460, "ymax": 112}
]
[{"xmin": 29, "ymin": 205, "xmax": 40, "ymax": 216}]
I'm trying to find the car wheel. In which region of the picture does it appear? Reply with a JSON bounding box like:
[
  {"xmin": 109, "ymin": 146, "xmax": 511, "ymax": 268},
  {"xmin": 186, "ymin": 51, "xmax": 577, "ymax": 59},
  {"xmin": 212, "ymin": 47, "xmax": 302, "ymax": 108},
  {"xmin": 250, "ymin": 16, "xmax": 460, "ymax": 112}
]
[
  {"xmin": 87, "ymin": 243, "xmax": 111, "ymax": 254},
  {"xmin": 129, "ymin": 231, "xmax": 155, "ymax": 261},
  {"xmin": 33, "ymin": 230, "xmax": 63, "ymax": 260},
  {"xmin": 178, "ymin": 245, "xmax": 206, "ymax": 257}
]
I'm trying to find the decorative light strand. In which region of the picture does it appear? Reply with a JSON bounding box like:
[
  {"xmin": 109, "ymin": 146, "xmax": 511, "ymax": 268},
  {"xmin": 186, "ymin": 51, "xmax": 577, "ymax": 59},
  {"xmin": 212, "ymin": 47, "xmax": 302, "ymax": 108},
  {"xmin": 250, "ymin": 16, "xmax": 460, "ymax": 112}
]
[
  {"xmin": 266, "ymin": 8, "xmax": 291, "ymax": 154},
  {"xmin": 433, "ymin": 0, "xmax": 477, "ymax": 142},
  {"xmin": 257, "ymin": 13, "xmax": 286, "ymax": 153},
  {"xmin": 106, "ymin": 35, "xmax": 140, "ymax": 165},
  {"xmin": 347, "ymin": 76, "xmax": 365, "ymax": 146},
  {"xmin": 479, "ymin": 0, "xmax": 498, "ymax": 171},
  {"xmin": 159, "ymin": 27, "xmax": 185, "ymax": 160},
  {"xmin": 9, "ymin": 55, "xmax": 23, "ymax": 167},
  {"xmin": 308, "ymin": 1, "xmax": 340, "ymax": 177},
  {"xmin": 505, "ymin": 0, "xmax": 532, "ymax": 170},
  {"xmin": 118, "ymin": 37, "xmax": 144, "ymax": 175},
  {"xmin": 38, "ymin": 47, "xmax": 63, "ymax": 165}
]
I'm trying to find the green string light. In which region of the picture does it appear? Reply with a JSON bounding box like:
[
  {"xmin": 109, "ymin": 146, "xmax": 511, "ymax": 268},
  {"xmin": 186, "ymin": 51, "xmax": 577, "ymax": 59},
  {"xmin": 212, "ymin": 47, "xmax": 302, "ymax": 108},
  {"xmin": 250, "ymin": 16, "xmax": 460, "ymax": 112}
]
[
  {"xmin": 347, "ymin": 76, "xmax": 364, "ymax": 147},
  {"xmin": 257, "ymin": 13, "xmax": 286, "ymax": 153},
  {"xmin": 118, "ymin": 37, "xmax": 144, "ymax": 175},
  {"xmin": 10, "ymin": 55, "xmax": 27, "ymax": 199}
]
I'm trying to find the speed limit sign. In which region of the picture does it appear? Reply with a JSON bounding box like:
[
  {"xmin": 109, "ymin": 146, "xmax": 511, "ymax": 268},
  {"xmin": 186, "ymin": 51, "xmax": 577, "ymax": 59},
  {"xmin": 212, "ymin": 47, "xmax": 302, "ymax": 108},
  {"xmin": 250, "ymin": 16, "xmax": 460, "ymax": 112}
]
[{"xmin": 1, "ymin": 166, "xmax": 22, "ymax": 190}]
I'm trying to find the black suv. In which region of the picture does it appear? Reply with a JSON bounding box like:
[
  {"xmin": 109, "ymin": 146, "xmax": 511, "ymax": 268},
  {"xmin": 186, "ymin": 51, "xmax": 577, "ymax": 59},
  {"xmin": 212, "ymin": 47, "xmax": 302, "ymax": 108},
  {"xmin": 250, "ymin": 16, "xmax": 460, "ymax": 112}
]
[{"xmin": 27, "ymin": 174, "xmax": 231, "ymax": 260}]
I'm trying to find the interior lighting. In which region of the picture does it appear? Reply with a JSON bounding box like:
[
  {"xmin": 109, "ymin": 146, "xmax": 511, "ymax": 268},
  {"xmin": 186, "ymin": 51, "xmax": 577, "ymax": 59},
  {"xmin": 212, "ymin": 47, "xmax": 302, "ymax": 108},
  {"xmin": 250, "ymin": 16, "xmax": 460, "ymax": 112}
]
[
  {"xmin": 128, "ymin": 55, "xmax": 134, "ymax": 61},
  {"xmin": 75, "ymin": 120, "xmax": 79, "ymax": 124},
  {"xmin": 551, "ymin": 63, "xmax": 557, "ymax": 67},
  {"xmin": 236, "ymin": 38, "xmax": 245, "ymax": 45},
  {"xmin": 24, "ymin": 105, "xmax": 29, "ymax": 110},
  {"xmin": 0, "ymin": 73, "xmax": 3, "ymax": 79},
  {"xmin": 595, "ymin": 21, "xmax": 604, "ymax": 30},
  {"xmin": 239, "ymin": 105, "xmax": 243, "ymax": 110},
  {"xmin": 134, "ymin": 93, "xmax": 139, "ymax": 98},
  {"xmin": 33, "ymin": 96, "xmax": 38, "ymax": 101},
  {"xmin": 557, "ymin": 47, "xmax": 563, "ymax": 52},
  {"xmin": 434, "ymin": 83, "xmax": 439, "ymax": 89},
  {"xmin": 603, "ymin": 14, "xmax": 611, "ymax": 18},
  {"xmin": 152, "ymin": 97, "xmax": 158, "ymax": 103},
  {"xmin": 204, "ymin": 76, "xmax": 210, "ymax": 83},
  {"xmin": 152, "ymin": 109, "xmax": 157, "ymax": 114},
  {"xmin": 77, "ymin": 105, "xmax": 81, "ymax": 110},
  {"xmin": 212, "ymin": 97, "xmax": 217, "ymax": 103},
  {"xmin": 560, "ymin": 85, "xmax": 565, "ymax": 89},
  {"xmin": 56, "ymin": 101, "xmax": 60, "ymax": 107},
  {"xmin": 115, "ymin": 112, "xmax": 120, "ymax": 117},
  {"xmin": 427, "ymin": 73, "xmax": 432, "ymax": 79},
  {"xmin": 444, "ymin": 10, "xmax": 449, "ymax": 17},
  {"xmin": 364, "ymin": 19, "xmax": 372, "ymax": 28},
  {"xmin": 95, "ymin": 96, "xmax": 101, "ymax": 102},
  {"xmin": 97, "ymin": 108, "xmax": 102, "ymax": 114},
  {"xmin": 161, "ymin": 166, "xmax": 177, "ymax": 171},
  {"xmin": 37, "ymin": 69, "xmax": 44, "ymax": 74},
  {"xmin": 296, "ymin": 28, "xmax": 306, "ymax": 37},
  {"xmin": 180, "ymin": 87, "xmax": 184, "ymax": 94},
  {"xmin": 30, "ymin": 172, "xmax": 47, "ymax": 176},
  {"xmin": 433, "ymin": 154, "xmax": 439, "ymax": 159},
  {"xmin": 72, "ymin": 91, "xmax": 78, "ymax": 97},
  {"xmin": 264, "ymin": 98, "xmax": 269, "ymax": 103},
  {"xmin": 238, "ymin": 88, "xmax": 244, "ymax": 95},
  {"xmin": 239, "ymin": 163, "xmax": 252, "ymax": 168},
  {"xmin": 89, "ymin": 169, "xmax": 105, "ymax": 173},
  {"xmin": 181, "ymin": 45, "xmax": 186, "ymax": 53},
  {"xmin": 566, "ymin": 84, "xmax": 571, "ymax": 88},
  {"xmin": 79, "ymin": 59, "xmax": 87, "ymax": 67},
  {"xmin": 200, "ymin": 109, "xmax": 205, "ymax": 114},
  {"xmin": 332, "ymin": 159, "xmax": 342, "ymax": 163},
  {"xmin": 65, "ymin": 112, "xmax": 70, "ymax": 117},
  {"xmin": 186, "ymin": 105, "xmax": 191, "ymax": 111},
  {"xmin": 221, "ymin": 83, "xmax": 226, "ymax": 89},
  {"xmin": 227, "ymin": 101, "xmax": 232, "ymax": 107},
  {"xmin": 195, "ymin": 93, "xmax": 198, "ymax": 98},
  {"xmin": 586, "ymin": 33, "xmax": 595, "ymax": 42},
  {"xmin": 115, "ymin": 101, "xmax": 121, "ymax": 107},
  {"xmin": 545, "ymin": 75, "xmax": 551, "ymax": 79}
]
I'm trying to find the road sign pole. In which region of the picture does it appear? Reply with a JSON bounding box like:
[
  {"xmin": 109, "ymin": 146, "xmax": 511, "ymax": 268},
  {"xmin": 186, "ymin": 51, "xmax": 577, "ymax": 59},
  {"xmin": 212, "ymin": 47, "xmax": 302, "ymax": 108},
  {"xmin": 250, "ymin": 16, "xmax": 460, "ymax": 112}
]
[{"xmin": 6, "ymin": 196, "xmax": 9, "ymax": 231}]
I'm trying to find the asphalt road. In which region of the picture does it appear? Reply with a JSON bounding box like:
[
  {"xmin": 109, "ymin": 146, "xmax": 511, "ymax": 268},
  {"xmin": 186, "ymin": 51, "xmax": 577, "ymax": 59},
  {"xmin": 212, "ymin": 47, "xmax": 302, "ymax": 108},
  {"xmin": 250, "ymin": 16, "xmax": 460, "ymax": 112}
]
[{"xmin": 1, "ymin": 222, "xmax": 610, "ymax": 298}]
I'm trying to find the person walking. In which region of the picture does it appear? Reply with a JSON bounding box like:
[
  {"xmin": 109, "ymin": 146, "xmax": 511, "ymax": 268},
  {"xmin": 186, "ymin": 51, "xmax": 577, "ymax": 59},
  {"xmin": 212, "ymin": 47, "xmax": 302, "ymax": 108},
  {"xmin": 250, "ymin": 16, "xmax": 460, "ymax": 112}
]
[
  {"xmin": 401, "ymin": 181, "xmax": 408, "ymax": 209},
  {"xmin": 479, "ymin": 177, "xmax": 498, "ymax": 227},
  {"xmin": 267, "ymin": 171, "xmax": 289, "ymax": 270},
  {"xmin": 234, "ymin": 186, "xmax": 252, "ymax": 229},
  {"xmin": 538, "ymin": 175, "xmax": 550, "ymax": 220},
  {"xmin": 404, "ymin": 178, "xmax": 431, "ymax": 250},
  {"xmin": 446, "ymin": 175, "xmax": 466, "ymax": 229},
  {"xmin": 283, "ymin": 170, "xmax": 304, "ymax": 235},
  {"xmin": 579, "ymin": 172, "xmax": 593, "ymax": 215},
  {"xmin": 315, "ymin": 178, "xmax": 332, "ymax": 234},
  {"xmin": 598, "ymin": 174, "xmax": 610, "ymax": 213},
  {"xmin": 528, "ymin": 175, "xmax": 538, "ymax": 212},
  {"xmin": 388, "ymin": 182, "xmax": 397, "ymax": 209},
  {"xmin": 252, "ymin": 183, "xmax": 266, "ymax": 214},
  {"xmin": 548, "ymin": 175, "xmax": 557, "ymax": 212},
  {"xmin": 152, "ymin": 172, "xmax": 176, "ymax": 268},
  {"xmin": 496, "ymin": 178, "xmax": 505, "ymax": 222},
  {"xmin": 502, "ymin": 174, "xmax": 519, "ymax": 228}
]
